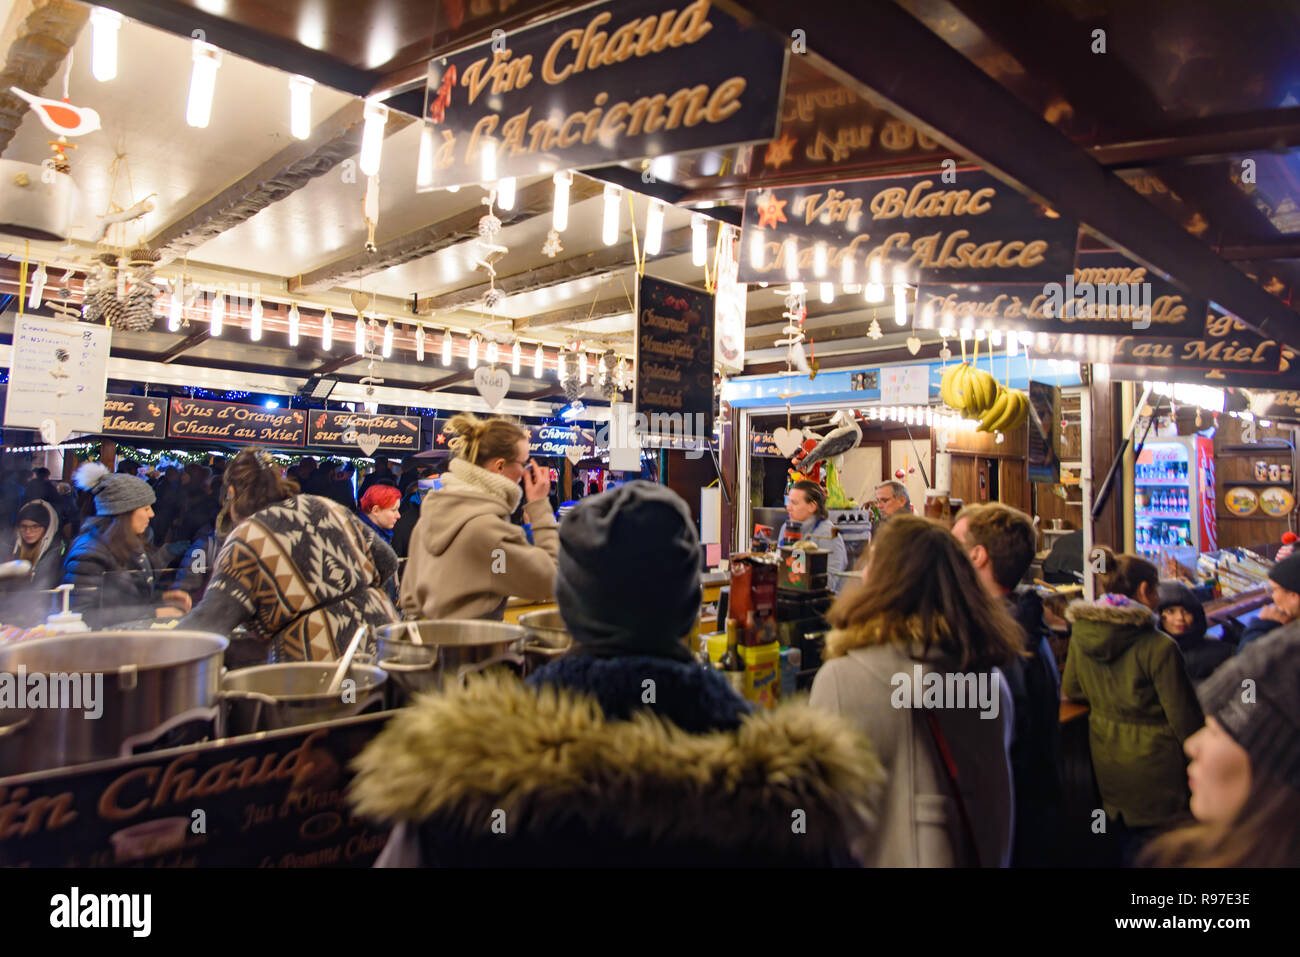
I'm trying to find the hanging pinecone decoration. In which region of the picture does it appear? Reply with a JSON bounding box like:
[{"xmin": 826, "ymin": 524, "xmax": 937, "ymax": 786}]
[
  {"xmin": 562, "ymin": 362, "xmax": 583, "ymax": 402},
  {"xmin": 82, "ymin": 256, "xmax": 117, "ymax": 323},
  {"xmin": 599, "ymin": 350, "xmax": 620, "ymax": 400},
  {"xmin": 119, "ymin": 246, "xmax": 163, "ymax": 332}
]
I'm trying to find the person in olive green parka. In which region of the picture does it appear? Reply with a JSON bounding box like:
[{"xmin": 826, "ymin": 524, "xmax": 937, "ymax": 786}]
[{"xmin": 1063, "ymin": 552, "xmax": 1204, "ymax": 831}]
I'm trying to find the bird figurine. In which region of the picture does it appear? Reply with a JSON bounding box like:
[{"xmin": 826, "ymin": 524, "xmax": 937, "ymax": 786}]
[
  {"xmin": 791, "ymin": 409, "xmax": 863, "ymax": 474},
  {"xmin": 9, "ymin": 87, "xmax": 102, "ymax": 137}
]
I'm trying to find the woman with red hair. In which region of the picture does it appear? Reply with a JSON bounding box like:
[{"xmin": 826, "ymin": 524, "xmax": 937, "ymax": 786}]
[{"xmin": 359, "ymin": 484, "xmax": 402, "ymax": 545}]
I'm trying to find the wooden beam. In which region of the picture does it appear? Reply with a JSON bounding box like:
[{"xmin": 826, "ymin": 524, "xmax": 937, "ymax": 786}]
[
  {"xmin": 0, "ymin": 0, "xmax": 88, "ymax": 156},
  {"xmin": 159, "ymin": 331, "xmax": 211, "ymax": 364},
  {"xmin": 513, "ymin": 298, "xmax": 633, "ymax": 331},
  {"xmin": 147, "ymin": 103, "xmax": 413, "ymax": 261},
  {"xmin": 421, "ymin": 368, "xmax": 478, "ymax": 391},
  {"xmin": 309, "ymin": 354, "xmax": 364, "ymax": 377},
  {"xmin": 418, "ymin": 227, "xmax": 694, "ymax": 315},
  {"xmin": 289, "ymin": 177, "xmax": 604, "ymax": 293}
]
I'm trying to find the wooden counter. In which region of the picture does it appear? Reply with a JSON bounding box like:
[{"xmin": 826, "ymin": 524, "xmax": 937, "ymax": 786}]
[{"xmin": 503, "ymin": 582, "xmax": 725, "ymax": 627}]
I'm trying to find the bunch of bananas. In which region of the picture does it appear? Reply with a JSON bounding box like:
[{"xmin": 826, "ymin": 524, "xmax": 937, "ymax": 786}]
[
  {"xmin": 977, "ymin": 386, "xmax": 1030, "ymax": 433},
  {"xmin": 940, "ymin": 362, "xmax": 999, "ymax": 416}
]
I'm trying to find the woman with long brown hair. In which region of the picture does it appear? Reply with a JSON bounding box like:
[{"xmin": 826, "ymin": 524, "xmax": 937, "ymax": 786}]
[
  {"xmin": 810, "ymin": 514, "xmax": 1023, "ymax": 866},
  {"xmin": 400, "ymin": 413, "xmax": 558, "ymax": 620},
  {"xmin": 179, "ymin": 448, "xmax": 398, "ymax": 662},
  {"xmin": 1140, "ymin": 626, "xmax": 1300, "ymax": 866}
]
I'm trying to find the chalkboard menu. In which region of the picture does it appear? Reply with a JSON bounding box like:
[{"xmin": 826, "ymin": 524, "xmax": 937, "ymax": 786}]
[
  {"xmin": 102, "ymin": 394, "xmax": 168, "ymax": 439},
  {"xmin": 308, "ymin": 410, "xmax": 422, "ymax": 453},
  {"xmin": 0, "ymin": 713, "xmax": 391, "ymax": 868},
  {"xmin": 168, "ymin": 397, "xmax": 306, "ymax": 447},
  {"xmin": 634, "ymin": 275, "xmax": 714, "ymax": 440}
]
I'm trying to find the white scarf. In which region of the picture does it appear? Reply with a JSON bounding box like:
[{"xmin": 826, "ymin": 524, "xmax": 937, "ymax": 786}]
[{"xmin": 444, "ymin": 457, "xmax": 522, "ymax": 512}]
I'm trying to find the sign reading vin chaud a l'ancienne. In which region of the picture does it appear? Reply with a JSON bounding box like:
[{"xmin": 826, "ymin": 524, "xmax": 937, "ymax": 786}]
[
  {"xmin": 422, "ymin": 0, "xmax": 787, "ymax": 189},
  {"xmin": 739, "ymin": 169, "xmax": 1078, "ymax": 286}
]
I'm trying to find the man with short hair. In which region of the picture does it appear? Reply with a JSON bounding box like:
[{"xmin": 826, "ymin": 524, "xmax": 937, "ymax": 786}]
[
  {"xmin": 870, "ymin": 480, "xmax": 909, "ymax": 537},
  {"xmin": 952, "ymin": 502, "xmax": 1063, "ymax": 867}
]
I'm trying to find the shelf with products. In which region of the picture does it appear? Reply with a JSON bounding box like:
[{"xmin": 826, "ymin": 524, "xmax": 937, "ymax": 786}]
[
  {"xmin": 1136, "ymin": 512, "xmax": 1190, "ymax": 521},
  {"xmin": 1134, "ymin": 479, "xmax": 1190, "ymax": 487}
]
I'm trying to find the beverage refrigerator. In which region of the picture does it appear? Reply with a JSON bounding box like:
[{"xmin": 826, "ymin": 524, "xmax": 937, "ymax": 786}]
[{"xmin": 1132, "ymin": 435, "xmax": 1217, "ymax": 559}]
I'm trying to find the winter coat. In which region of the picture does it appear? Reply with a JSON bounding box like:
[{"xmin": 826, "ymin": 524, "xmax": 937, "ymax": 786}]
[
  {"xmin": 0, "ymin": 500, "xmax": 65, "ymax": 626},
  {"xmin": 1238, "ymin": 613, "xmax": 1282, "ymax": 651},
  {"xmin": 351, "ymin": 657, "xmax": 884, "ymax": 867},
  {"xmin": 389, "ymin": 490, "xmax": 422, "ymax": 559},
  {"xmin": 179, "ymin": 494, "xmax": 398, "ymax": 662},
  {"xmin": 810, "ymin": 634, "xmax": 1015, "ymax": 867},
  {"xmin": 399, "ymin": 457, "xmax": 558, "ymax": 621},
  {"xmin": 1062, "ymin": 597, "xmax": 1204, "ymax": 828},
  {"xmin": 61, "ymin": 516, "xmax": 163, "ymax": 629},
  {"xmin": 777, "ymin": 516, "xmax": 848, "ymax": 591},
  {"xmin": 1003, "ymin": 588, "xmax": 1064, "ymax": 867},
  {"xmin": 1156, "ymin": 581, "xmax": 1235, "ymax": 684}
]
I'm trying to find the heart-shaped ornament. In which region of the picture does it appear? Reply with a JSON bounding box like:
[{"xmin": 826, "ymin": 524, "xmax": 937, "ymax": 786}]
[
  {"xmin": 906, "ymin": 336, "xmax": 921, "ymax": 355},
  {"xmin": 349, "ymin": 291, "xmax": 373, "ymax": 313},
  {"xmin": 356, "ymin": 432, "xmax": 381, "ymax": 457},
  {"xmin": 565, "ymin": 445, "xmax": 582, "ymax": 465},
  {"xmin": 473, "ymin": 365, "xmax": 510, "ymax": 410},
  {"xmin": 772, "ymin": 427, "xmax": 804, "ymax": 458}
]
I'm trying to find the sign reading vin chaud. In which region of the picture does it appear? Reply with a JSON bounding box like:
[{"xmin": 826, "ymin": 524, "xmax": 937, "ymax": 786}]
[
  {"xmin": 739, "ymin": 169, "xmax": 1078, "ymax": 286},
  {"xmin": 421, "ymin": 0, "xmax": 787, "ymax": 188}
]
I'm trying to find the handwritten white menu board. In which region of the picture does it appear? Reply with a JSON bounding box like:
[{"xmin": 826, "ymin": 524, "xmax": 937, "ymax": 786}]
[
  {"xmin": 4, "ymin": 316, "xmax": 111, "ymax": 442},
  {"xmin": 880, "ymin": 364, "xmax": 929, "ymax": 406}
]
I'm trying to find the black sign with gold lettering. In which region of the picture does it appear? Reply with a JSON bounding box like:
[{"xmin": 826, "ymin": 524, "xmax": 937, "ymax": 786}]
[
  {"xmin": 739, "ymin": 169, "xmax": 1078, "ymax": 285},
  {"xmin": 168, "ymin": 398, "xmax": 306, "ymax": 447},
  {"xmin": 308, "ymin": 411, "xmax": 423, "ymax": 453},
  {"xmin": 0, "ymin": 714, "xmax": 390, "ymax": 868},
  {"xmin": 102, "ymin": 394, "xmax": 168, "ymax": 439},
  {"xmin": 422, "ymin": 0, "xmax": 786, "ymax": 188},
  {"xmin": 635, "ymin": 275, "xmax": 713, "ymax": 437},
  {"xmin": 915, "ymin": 251, "xmax": 1207, "ymax": 339},
  {"xmin": 1106, "ymin": 312, "xmax": 1296, "ymax": 386}
]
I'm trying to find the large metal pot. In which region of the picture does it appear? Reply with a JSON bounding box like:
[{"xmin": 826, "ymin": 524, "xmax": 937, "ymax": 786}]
[
  {"xmin": 0, "ymin": 630, "xmax": 228, "ymax": 776},
  {"xmin": 516, "ymin": 610, "xmax": 573, "ymax": 674},
  {"xmin": 220, "ymin": 662, "xmax": 389, "ymax": 735},
  {"xmin": 372, "ymin": 620, "xmax": 525, "ymax": 705}
]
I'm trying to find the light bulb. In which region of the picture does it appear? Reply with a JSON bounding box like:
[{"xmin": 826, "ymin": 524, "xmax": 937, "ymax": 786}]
[
  {"xmin": 90, "ymin": 7, "xmax": 123, "ymax": 82},
  {"xmin": 820, "ymin": 282, "xmax": 833, "ymax": 304},
  {"xmin": 865, "ymin": 257, "xmax": 884, "ymax": 301},
  {"xmin": 210, "ymin": 292, "xmax": 224, "ymax": 336},
  {"xmin": 497, "ymin": 176, "xmax": 516, "ymax": 210},
  {"xmin": 990, "ymin": 329, "xmax": 1002, "ymax": 347},
  {"xmin": 416, "ymin": 123, "xmax": 435, "ymax": 190},
  {"xmin": 841, "ymin": 252, "xmax": 855, "ymax": 285},
  {"xmin": 813, "ymin": 242, "xmax": 827, "ymax": 278},
  {"xmin": 579, "ymin": 352, "xmax": 588, "ymax": 382},
  {"xmin": 354, "ymin": 314, "xmax": 365, "ymax": 354},
  {"xmin": 692, "ymin": 213, "xmax": 708, "ymax": 267},
  {"xmin": 250, "ymin": 299, "xmax": 263, "ymax": 341},
  {"xmin": 749, "ymin": 227, "xmax": 765, "ymax": 269},
  {"xmin": 468, "ymin": 336, "xmax": 479, "ymax": 368},
  {"xmin": 415, "ymin": 325, "xmax": 425, "ymax": 361},
  {"xmin": 553, "ymin": 170, "xmax": 572, "ymax": 232},
  {"xmin": 534, "ymin": 343, "xmax": 543, "ymax": 378},
  {"xmin": 486, "ymin": 340, "xmax": 498, "ymax": 365},
  {"xmin": 289, "ymin": 75, "xmax": 313, "ymax": 140},
  {"xmin": 558, "ymin": 351, "xmax": 567, "ymax": 380},
  {"xmin": 359, "ymin": 98, "xmax": 388, "ymax": 178},
  {"xmin": 382, "ymin": 320, "xmax": 393, "ymax": 358},
  {"xmin": 288, "ymin": 304, "xmax": 300, "ymax": 345},
  {"xmin": 893, "ymin": 283, "xmax": 908, "ymax": 326},
  {"xmin": 27, "ymin": 263, "xmax": 46, "ymax": 308},
  {"xmin": 187, "ymin": 40, "xmax": 222, "ymax": 129},
  {"xmin": 168, "ymin": 283, "xmax": 183, "ymax": 332},
  {"xmin": 784, "ymin": 240, "xmax": 799, "ymax": 281},
  {"xmin": 645, "ymin": 200, "xmax": 664, "ymax": 256},
  {"xmin": 442, "ymin": 331, "xmax": 453, "ymax": 366},
  {"xmin": 446, "ymin": 184, "xmax": 459, "ymax": 193},
  {"xmin": 602, "ymin": 183, "xmax": 621, "ymax": 246},
  {"xmin": 512, "ymin": 341, "xmax": 521, "ymax": 375},
  {"xmin": 480, "ymin": 137, "xmax": 498, "ymax": 182}
]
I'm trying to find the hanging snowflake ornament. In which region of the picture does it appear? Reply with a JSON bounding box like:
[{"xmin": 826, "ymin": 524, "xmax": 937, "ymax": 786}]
[
  {"xmin": 542, "ymin": 229, "xmax": 563, "ymax": 258},
  {"xmin": 478, "ymin": 211, "xmax": 502, "ymax": 241}
]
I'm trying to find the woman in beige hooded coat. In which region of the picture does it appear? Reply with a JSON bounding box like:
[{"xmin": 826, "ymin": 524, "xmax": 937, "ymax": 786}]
[{"xmin": 400, "ymin": 414, "xmax": 558, "ymax": 620}]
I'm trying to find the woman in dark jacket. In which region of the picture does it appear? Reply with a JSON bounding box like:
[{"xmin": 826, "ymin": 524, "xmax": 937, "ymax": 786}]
[
  {"xmin": 352, "ymin": 481, "xmax": 883, "ymax": 867},
  {"xmin": 1156, "ymin": 581, "xmax": 1235, "ymax": 685},
  {"xmin": 0, "ymin": 500, "xmax": 66, "ymax": 625},
  {"xmin": 62, "ymin": 463, "xmax": 193, "ymax": 628}
]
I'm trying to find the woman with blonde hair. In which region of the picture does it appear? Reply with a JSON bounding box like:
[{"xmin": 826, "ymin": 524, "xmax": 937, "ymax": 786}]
[
  {"xmin": 400, "ymin": 413, "xmax": 558, "ymax": 621},
  {"xmin": 810, "ymin": 514, "xmax": 1023, "ymax": 866}
]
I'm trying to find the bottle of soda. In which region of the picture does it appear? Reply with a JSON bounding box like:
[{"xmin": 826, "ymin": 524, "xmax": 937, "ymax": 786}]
[{"xmin": 720, "ymin": 620, "xmax": 745, "ymax": 695}]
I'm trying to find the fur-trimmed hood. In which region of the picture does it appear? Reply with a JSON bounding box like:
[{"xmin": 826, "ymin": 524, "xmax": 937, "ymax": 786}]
[
  {"xmin": 350, "ymin": 670, "xmax": 883, "ymax": 865},
  {"xmin": 1066, "ymin": 597, "xmax": 1158, "ymax": 663}
]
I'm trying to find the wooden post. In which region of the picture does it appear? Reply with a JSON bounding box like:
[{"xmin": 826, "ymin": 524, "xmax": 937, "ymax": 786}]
[{"xmin": 100, "ymin": 439, "xmax": 117, "ymax": 471}]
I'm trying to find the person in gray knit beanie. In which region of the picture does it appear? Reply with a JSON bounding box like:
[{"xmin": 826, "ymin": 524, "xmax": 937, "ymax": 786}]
[
  {"xmin": 1139, "ymin": 624, "xmax": 1300, "ymax": 867},
  {"xmin": 74, "ymin": 461, "xmax": 156, "ymax": 515}
]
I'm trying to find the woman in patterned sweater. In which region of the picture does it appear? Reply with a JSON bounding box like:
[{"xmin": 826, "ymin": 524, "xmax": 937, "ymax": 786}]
[{"xmin": 180, "ymin": 448, "xmax": 399, "ymax": 662}]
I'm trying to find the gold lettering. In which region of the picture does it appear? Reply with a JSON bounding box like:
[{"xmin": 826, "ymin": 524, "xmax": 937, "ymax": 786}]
[
  {"xmin": 543, "ymin": 28, "xmax": 582, "ymax": 84},
  {"xmin": 100, "ymin": 767, "xmax": 159, "ymax": 820},
  {"xmin": 705, "ymin": 76, "xmax": 746, "ymax": 124}
]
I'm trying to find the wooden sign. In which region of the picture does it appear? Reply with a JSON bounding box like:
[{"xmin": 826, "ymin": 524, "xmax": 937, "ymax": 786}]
[
  {"xmin": 1105, "ymin": 312, "xmax": 1296, "ymax": 385},
  {"xmin": 739, "ymin": 169, "xmax": 1079, "ymax": 285},
  {"xmin": 634, "ymin": 275, "xmax": 714, "ymax": 440},
  {"xmin": 102, "ymin": 394, "xmax": 168, "ymax": 439},
  {"xmin": 307, "ymin": 411, "xmax": 422, "ymax": 453},
  {"xmin": 168, "ymin": 398, "xmax": 306, "ymax": 447},
  {"xmin": 422, "ymin": 0, "xmax": 787, "ymax": 188}
]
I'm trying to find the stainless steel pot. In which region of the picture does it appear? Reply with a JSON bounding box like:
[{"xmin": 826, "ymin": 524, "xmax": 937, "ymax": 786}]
[
  {"xmin": 372, "ymin": 620, "xmax": 525, "ymax": 705},
  {"xmin": 516, "ymin": 610, "xmax": 572, "ymax": 674},
  {"xmin": 220, "ymin": 662, "xmax": 389, "ymax": 735},
  {"xmin": 0, "ymin": 630, "xmax": 229, "ymax": 776}
]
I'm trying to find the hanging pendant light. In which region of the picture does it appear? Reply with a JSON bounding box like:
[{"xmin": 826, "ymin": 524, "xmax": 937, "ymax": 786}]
[
  {"xmin": 288, "ymin": 303, "xmax": 300, "ymax": 345},
  {"xmin": 534, "ymin": 343, "xmax": 543, "ymax": 378},
  {"xmin": 553, "ymin": 170, "xmax": 573, "ymax": 232},
  {"xmin": 486, "ymin": 340, "xmax": 499, "ymax": 366},
  {"xmin": 249, "ymin": 298, "xmax": 263, "ymax": 341},
  {"xmin": 511, "ymin": 341, "xmax": 521, "ymax": 375},
  {"xmin": 467, "ymin": 336, "xmax": 479, "ymax": 368},
  {"xmin": 442, "ymin": 330, "xmax": 453, "ymax": 365},
  {"xmin": 415, "ymin": 324, "xmax": 425, "ymax": 361},
  {"xmin": 382, "ymin": 319, "xmax": 394, "ymax": 358},
  {"xmin": 209, "ymin": 292, "xmax": 224, "ymax": 336}
]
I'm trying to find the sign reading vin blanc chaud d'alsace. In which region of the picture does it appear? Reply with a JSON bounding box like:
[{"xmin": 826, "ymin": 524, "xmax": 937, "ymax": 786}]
[
  {"xmin": 421, "ymin": 0, "xmax": 787, "ymax": 188},
  {"xmin": 102, "ymin": 394, "xmax": 168, "ymax": 439},
  {"xmin": 739, "ymin": 169, "xmax": 1078, "ymax": 286}
]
